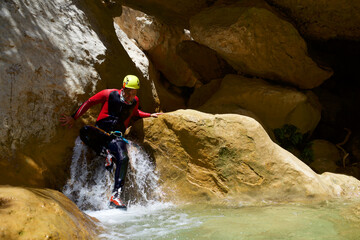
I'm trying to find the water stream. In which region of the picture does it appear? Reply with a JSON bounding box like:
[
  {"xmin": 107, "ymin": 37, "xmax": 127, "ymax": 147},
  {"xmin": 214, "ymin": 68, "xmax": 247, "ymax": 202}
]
[{"xmin": 63, "ymin": 138, "xmax": 360, "ymax": 239}]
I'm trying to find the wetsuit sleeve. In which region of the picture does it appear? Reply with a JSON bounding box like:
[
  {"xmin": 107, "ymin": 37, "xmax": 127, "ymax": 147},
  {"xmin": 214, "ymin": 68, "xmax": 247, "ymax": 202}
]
[
  {"xmin": 132, "ymin": 99, "xmax": 151, "ymax": 118},
  {"xmin": 123, "ymin": 98, "xmax": 151, "ymax": 129},
  {"xmin": 135, "ymin": 109, "xmax": 151, "ymax": 118},
  {"xmin": 71, "ymin": 90, "xmax": 109, "ymax": 120}
]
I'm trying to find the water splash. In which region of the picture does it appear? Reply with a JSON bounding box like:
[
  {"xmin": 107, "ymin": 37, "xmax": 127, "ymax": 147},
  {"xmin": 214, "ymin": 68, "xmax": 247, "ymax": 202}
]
[{"xmin": 63, "ymin": 137, "xmax": 162, "ymax": 210}]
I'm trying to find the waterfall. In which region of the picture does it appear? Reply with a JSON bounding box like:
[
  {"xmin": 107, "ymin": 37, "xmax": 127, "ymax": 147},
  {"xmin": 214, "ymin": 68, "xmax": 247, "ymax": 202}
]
[{"xmin": 62, "ymin": 137, "xmax": 161, "ymax": 211}]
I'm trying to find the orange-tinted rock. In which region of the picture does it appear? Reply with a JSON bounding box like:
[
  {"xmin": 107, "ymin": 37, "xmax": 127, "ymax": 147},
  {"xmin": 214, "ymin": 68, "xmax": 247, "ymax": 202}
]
[
  {"xmin": 267, "ymin": 0, "xmax": 360, "ymax": 40},
  {"xmin": 0, "ymin": 186, "xmax": 99, "ymax": 239},
  {"xmin": 198, "ymin": 74, "xmax": 321, "ymax": 134},
  {"xmin": 190, "ymin": 0, "xmax": 333, "ymax": 89},
  {"xmin": 128, "ymin": 110, "xmax": 360, "ymax": 205}
]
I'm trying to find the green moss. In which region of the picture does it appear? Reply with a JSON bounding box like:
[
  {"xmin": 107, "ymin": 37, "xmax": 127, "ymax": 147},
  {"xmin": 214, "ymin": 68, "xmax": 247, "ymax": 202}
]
[{"xmin": 273, "ymin": 124, "xmax": 313, "ymax": 164}]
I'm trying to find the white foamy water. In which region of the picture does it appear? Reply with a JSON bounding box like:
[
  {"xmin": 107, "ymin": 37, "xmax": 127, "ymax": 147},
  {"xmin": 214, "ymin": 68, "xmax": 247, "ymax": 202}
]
[
  {"xmin": 63, "ymin": 137, "xmax": 163, "ymax": 210},
  {"xmin": 63, "ymin": 137, "xmax": 200, "ymax": 239},
  {"xmin": 62, "ymin": 138, "xmax": 360, "ymax": 240},
  {"xmin": 86, "ymin": 202, "xmax": 202, "ymax": 240}
]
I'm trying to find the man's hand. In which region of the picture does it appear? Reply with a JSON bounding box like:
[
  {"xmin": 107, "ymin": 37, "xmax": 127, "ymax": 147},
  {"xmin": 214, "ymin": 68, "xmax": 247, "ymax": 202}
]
[
  {"xmin": 150, "ymin": 113, "xmax": 163, "ymax": 118},
  {"xmin": 60, "ymin": 114, "xmax": 75, "ymax": 128}
]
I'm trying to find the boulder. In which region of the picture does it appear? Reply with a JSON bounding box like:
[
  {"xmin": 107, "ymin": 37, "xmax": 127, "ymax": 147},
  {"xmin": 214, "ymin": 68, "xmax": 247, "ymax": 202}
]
[
  {"xmin": 309, "ymin": 140, "xmax": 341, "ymax": 174},
  {"xmin": 128, "ymin": 110, "xmax": 360, "ymax": 205},
  {"xmin": 114, "ymin": 23, "xmax": 185, "ymax": 112},
  {"xmin": 115, "ymin": 6, "xmax": 200, "ymax": 88},
  {"xmin": 198, "ymin": 74, "xmax": 321, "ymax": 134},
  {"xmin": 0, "ymin": 186, "xmax": 99, "ymax": 239},
  {"xmin": 190, "ymin": 0, "xmax": 333, "ymax": 89},
  {"xmin": 266, "ymin": 0, "xmax": 360, "ymax": 41}
]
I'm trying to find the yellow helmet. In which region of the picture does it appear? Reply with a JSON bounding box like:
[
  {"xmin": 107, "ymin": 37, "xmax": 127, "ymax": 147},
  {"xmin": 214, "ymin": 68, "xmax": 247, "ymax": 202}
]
[{"xmin": 123, "ymin": 75, "xmax": 140, "ymax": 89}]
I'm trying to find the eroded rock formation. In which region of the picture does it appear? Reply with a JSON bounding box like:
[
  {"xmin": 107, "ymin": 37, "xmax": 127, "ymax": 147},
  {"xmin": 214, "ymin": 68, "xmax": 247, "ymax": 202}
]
[
  {"xmin": 0, "ymin": 186, "xmax": 99, "ymax": 239},
  {"xmin": 128, "ymin": 110, "xmax": 360, "ymax": 204},
  {"xmin": 266, "ymin": 0, "xmax": 360, "ymax": 41},
  {"xmin": 198, "ymin": 74, "xmax": 321, "ymax": 134},
  {"xmin": 190, "ymin": 0, "xmax": 333, "ymax": 89}
]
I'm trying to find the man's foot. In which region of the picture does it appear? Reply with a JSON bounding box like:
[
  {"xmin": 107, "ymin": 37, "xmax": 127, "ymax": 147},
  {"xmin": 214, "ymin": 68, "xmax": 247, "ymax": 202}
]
[
  {"xmin": 109, "ymin": 191, "xmax": 126, "ymax": 209},
  {"xmin": 105, "ymin": 150, "xmax": 114, "ymax": 171}
]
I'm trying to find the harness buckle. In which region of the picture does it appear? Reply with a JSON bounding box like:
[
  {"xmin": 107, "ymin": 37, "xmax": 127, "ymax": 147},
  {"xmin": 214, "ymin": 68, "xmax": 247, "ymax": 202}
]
[{"xmin": 110, "ymin": 131, "xmax": 123, "ymax": 137}]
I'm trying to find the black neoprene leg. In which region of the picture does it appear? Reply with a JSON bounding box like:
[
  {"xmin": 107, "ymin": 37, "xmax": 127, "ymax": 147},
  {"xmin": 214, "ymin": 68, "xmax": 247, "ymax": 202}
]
[{"xmin": 107, "ymin": 138, "xmax": 129, "ymax": 193}]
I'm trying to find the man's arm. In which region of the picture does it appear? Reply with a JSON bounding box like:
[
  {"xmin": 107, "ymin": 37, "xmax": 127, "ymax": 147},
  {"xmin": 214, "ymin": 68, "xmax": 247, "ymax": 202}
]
[
  {"xmin": 72, "ymin": 90, "xmax": 109, "ymax": 120},
  {"xmin": 60, "ymin": 89, "xmax": 109, "ymax": 128}
]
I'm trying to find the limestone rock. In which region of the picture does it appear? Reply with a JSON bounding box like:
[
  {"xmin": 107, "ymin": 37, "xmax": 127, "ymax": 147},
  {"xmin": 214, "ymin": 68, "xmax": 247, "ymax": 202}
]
[
  {"xmin": 0, "ymin": 186, "xmax": 99, "ymax": 239},
  {"xmin": 0, "ymin": 0, "xmax": 109, "ymax": 187},
  {"xmin": 309, "ymin": 140, "xmax": 341, "ymax": 174},
  {"xmin": 115, "ymin": 6, "xmax": 200, "ymax": 88},
  {"xmin": 176, "ymin": 41, "xmax": 235, "ymax": 84},
  {"xmin": 188, "ymin": 78, "xmax": 223, "ymax": 109},
  {"xmin": 115, "ymin": 6, "xmax": 163, "ymax": 51},
  {"xmin": 114, "ymin": 23, "xmax": 185, "ymax": 112},
  {"xmin": 128, "ymin": 110, "xmax": 360, "ymax": 205},
  {"xmin": 266, "ymin": 0, "xmax": 360, "ymax": 41},
  {"xmin": 122, "ymin": 0, "xmax": 215, "ymax": 27},
  {"xmin": 190, "ymin": 0, "xmax": 333, "ymax": 89},
  {"xmin": 198, "ymin": 74, "xmax": 321, "ymax": 134}
]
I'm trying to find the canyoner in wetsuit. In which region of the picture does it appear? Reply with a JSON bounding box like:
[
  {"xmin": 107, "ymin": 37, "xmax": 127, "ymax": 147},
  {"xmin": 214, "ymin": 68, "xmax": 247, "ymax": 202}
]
[{"xmin": 60, "ymin": 75, "xmax": 161, "ymax": 209}]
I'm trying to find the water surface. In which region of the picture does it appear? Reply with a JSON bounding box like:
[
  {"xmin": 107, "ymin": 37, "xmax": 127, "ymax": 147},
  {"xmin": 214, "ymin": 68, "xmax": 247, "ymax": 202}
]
[{"xmin": 87, "ymin": 200, "xmax": 360, "ymax": 240}]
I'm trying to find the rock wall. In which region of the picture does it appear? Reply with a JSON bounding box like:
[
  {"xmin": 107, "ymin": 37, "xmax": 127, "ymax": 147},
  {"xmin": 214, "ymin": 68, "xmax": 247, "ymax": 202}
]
[
  {"xmin": 0, "ymin": 0, "xmax": 107, "ymax": 187},
  {"xmin": 0, "ymin": 0, "xmax": 154, "ymax": 188},
  {"xmin": 1, "ymin": 0, "xmax": 360, "ymax": 190}
]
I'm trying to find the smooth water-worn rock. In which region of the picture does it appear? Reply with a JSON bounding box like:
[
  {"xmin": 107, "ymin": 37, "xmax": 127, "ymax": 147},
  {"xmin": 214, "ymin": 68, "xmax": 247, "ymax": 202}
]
[
  {"xmin": 190, "ymin": 0, "xmax": 333, "ymax": 89},
  {"xmin": 188, "ymin": 78, "xmax": 223, "ymax": 109},
  {"xmin": 266, "ymin": 0, "xmax": 360, "ymax": 40},
  {"xmin": 115, "ymin": 6, "xmax": 199, "ymax": 88},
  {"xmin": 309, "ymin": 140, "xmax": 341, "ymax": 174},
  {"xmin": 113, "ymin": 22, "xmax": 185, "ymax": 112},
  {"xmin": 0, "ymin": 185, "xmax": 99, "ymax": 239},
  {"xmin": 0, "ymin": 0, "xmax": 108, "ymax": 187},
  {"xmin": 122, "ymin": 0, "xmax": 214, "ymax": 27},
  {"xmin": 128, "ymin": 110, "xmax": 360, "ymax": 205},
  {"xmin": 198, "ymin": 74, "xmax": 321, "ymax": 134}
]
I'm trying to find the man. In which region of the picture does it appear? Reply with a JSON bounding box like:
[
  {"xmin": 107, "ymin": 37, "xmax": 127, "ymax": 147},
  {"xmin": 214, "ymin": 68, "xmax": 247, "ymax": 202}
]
[{"xmin": 60, "ymin": 75, "xmax": 161, "ymax": 209}]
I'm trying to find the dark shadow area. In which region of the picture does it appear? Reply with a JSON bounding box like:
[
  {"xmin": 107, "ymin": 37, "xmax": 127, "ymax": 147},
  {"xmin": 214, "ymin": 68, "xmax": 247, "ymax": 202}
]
[
  {"xmin": 0, "ymin": 197, "xmax": 12, "ymax": 209},
  {"xmin": 307, "ymin": 39, "xmax": 360, "ymax": 177}
]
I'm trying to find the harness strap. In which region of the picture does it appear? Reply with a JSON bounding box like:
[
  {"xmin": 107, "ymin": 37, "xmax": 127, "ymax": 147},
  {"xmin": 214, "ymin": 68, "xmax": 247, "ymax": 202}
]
[
  {"xmin": 110, "ymin": 131, "xmax": 129, "ymax": 144},
  {"xmin": 91, "ymin": 125, "xmax": 130, "ymax": 144}
]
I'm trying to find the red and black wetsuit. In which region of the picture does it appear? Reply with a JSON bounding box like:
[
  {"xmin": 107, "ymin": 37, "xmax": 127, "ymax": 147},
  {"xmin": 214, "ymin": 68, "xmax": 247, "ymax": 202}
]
[
  {"xmin": 72, "ymin": 89, "xmax": 150, "ymax": 133},
  {"xmin": 73, "ymin": 89, "xmax": 151, "ymax": 193}
]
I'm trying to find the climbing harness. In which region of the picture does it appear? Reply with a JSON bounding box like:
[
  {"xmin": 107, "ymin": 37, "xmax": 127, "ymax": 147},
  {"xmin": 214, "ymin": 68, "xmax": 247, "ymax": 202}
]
[{"xmin": 110, "ymin": 130, "xmax": 129, "ymax": 144}]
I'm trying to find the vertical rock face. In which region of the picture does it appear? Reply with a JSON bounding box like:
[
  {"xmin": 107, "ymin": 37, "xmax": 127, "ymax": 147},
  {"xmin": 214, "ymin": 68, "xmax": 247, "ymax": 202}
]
[
  {"xmin": 0, "ymin": 0, "xmax": 108, "ymax": 187},
  {"xmin": 0, "ymin": 186, "xmax": 99, "ymax": 239},
  {"xmin": 266, "ymin": 0, "xmax": 360, "ymax": 41},
  {"xmin": 190, "ymin": 0, "xmax": 333, "ymax": 89},
  {"xmin": 0, "ymin": 0, "xmax": 106, "ymax": 150}
]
